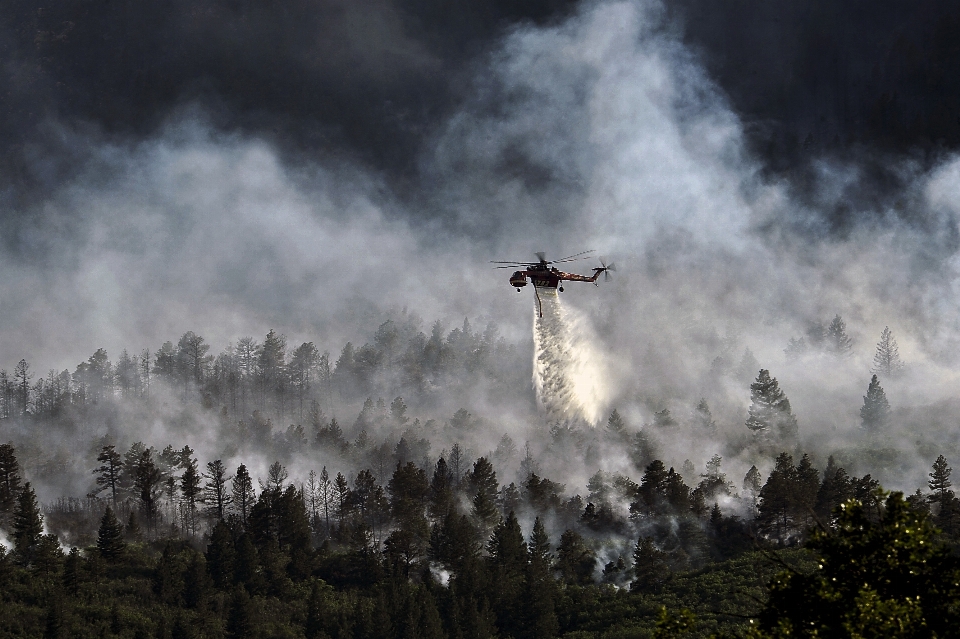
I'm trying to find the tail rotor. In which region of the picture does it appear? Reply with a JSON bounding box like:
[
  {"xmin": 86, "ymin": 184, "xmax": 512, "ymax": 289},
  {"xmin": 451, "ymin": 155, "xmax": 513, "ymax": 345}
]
[{"xmin": 599, "ymin": 257, "xmax": 617, "ymax": 282}]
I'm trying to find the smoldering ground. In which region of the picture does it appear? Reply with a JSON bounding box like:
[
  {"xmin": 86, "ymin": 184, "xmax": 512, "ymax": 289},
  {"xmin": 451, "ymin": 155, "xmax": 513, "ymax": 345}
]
[{"xmin": 4, "ymin": 0, "xmax": 960, "ymax": 513}]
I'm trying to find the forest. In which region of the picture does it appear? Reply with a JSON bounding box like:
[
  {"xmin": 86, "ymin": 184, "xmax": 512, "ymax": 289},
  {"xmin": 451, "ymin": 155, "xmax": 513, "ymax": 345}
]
[{"xmin": 0, "ymin": 312, "xmax": 957, "ymax": 639}]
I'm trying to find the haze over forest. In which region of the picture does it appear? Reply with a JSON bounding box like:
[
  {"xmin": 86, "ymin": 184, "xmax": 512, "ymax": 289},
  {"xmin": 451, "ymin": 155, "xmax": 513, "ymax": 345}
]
[{"xmin": 4, "ymin": 1, "xmax": 960, "ymax": 636}]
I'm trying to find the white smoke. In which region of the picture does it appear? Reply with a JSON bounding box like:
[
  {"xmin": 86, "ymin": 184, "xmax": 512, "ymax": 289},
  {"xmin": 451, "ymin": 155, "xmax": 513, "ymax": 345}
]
[{"xmin": 533, "ymin": 287, "xmax": 611, "ymax": 426}]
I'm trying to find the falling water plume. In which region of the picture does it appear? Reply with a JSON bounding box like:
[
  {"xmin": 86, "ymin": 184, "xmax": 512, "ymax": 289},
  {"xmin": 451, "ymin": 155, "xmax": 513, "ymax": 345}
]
[{"xmin": 532, "ymin": 287, "xmax": 609, "ymax": 426}]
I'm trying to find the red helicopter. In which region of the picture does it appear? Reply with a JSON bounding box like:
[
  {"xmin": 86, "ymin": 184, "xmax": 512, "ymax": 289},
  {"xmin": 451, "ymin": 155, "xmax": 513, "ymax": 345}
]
[{"xmin": 492, "ymin": 250, "xmax": 615, "ymax": 316}]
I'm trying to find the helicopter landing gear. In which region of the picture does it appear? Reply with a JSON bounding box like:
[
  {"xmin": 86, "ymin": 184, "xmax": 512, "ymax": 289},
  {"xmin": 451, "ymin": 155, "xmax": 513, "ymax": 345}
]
[
  {"xmin": 516, "ymin": 288, "xmax": 521, "ymax": 292},
  {"xmin": 559, "ymin": 286, "xmax": 564, "ymax": 292}
]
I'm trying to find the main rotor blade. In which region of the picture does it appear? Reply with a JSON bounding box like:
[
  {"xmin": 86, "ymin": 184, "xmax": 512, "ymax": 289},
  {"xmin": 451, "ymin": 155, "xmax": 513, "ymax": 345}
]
[
  {"xmin": 550, "ymin": 249, "xmax": 595, "ymax": 263},
  {"xmin": 491, "ymin": 260, "xmax": 533, "ymax": 264}
]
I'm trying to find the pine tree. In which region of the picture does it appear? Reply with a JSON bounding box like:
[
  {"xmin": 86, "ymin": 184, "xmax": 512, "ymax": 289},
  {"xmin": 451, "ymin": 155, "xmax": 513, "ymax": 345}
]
[
  {"xmin": 815, "ymin": 459, "xmax": 853, "ymax": 525},
  {"xmin": 63, "ymin": 547, "xmax": 81, "ymax": 595},
  {"xmin": 631, "ymin": 536, "xmax": 669, "ymax": 592},
  {"xmin": 202, "ymin": 459, "xmax": 233, "ymax": 521},
  {"xmin": 928, "ymin": 455, "xmax": 954, "ymax": 510},
  {"xmin": 13, "ymin": 483, "xmax": 43, "ymax": 564},
  {"xmin": 91, "ymin": 445, "xmax": 123, "ymax": 507},
  {"xmin": 13, "ymin": 359, "xmax": 32, "ymax": 415},
  {"xmin": 826, "ymin": 315, "xmax": 853, "ymax": 355},
  {"xmin": 872, "ymin": 326, "xmax": 904, "ymax": 377},
  {"xmin": 429, "ymin": 457, "xmax": 454, "ymax": 518},
  {"xmin": 0, "ymin": 443, "xmax": 22, "ymax": 524},
  {"xmin": 860, "ymin": 375, "xmax": 891, "ymax": 431},
  {"xmin": 757, "ymin": 453, "xmax": 797, "ymax": 545},
  {"xmin": 181, "ymin": 456, "xmax": 201, "ymax": 535},
  {"xmin": 469, "ymin": 457, "xmax": 499, "ymax": 529},
  {"xmin": 133, "ymin": 449, "xmax": 163, "ymax": 530},
  {"xmin": 555, "ymin": 530, "xmax": 596, "ymax": 585},
  {"xmin": 126, "ymin": 511, "xmax": 143, "ymax": 542},
  {"xmin": 226, "ymin": 586, "xmax": 253, "ymax": 639},
  {"xmin": 232, "ymin": 464, "xmax": 256, "ymax": 526},
  {"xmin": 694, "ymin": 399, "xmax": 716, "ymax": 434},
  {"xmin": 524, "ymin": 517, "xmax": 558, "ymax": 639},
  {"xmin": 745, "ymin": 370, "xmax": 798, "ymax": 440},
  {"xmin": 606, "ymin": 409, "xmax": 627, "ymax": 436},
  {"xmin": 97, "ymin": 506, "xmax": 126, "ymax": 560}
]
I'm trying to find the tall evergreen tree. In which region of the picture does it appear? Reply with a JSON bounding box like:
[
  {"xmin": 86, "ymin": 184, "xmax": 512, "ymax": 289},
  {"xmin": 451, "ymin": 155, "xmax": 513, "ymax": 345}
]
[
  {"xmin": 929, "ymin": 455, "xmax": 954, "ymax": 510},
  {"xmin": 97, "ymin": 506, "xmax": 126, "ymax": 560},
  {"xmin": 226, "ymin": 586, "xmax": 254, "ymax": 638},
  {"xmin": 13, "ymin": 359, "xmax": 32, "ymax": 415},
  {"xmin": 523, "ymin": 517, "xmax": 558, "ymax": 639},
  {"xmin": 428, "ymin": 457, "xmax": 454, "ymax": 518},
  {"xmin": 232, "ymin": 464, "xmax": 256, "ymax": 526},
  {"xmin": 181, "ymin": 456, "xmax": 201, "ymax": 535},
  {"xmin": 133, "ymin": 449, "xmax": 163, "ymax": 530},
  {"xmin": 757, "ymin": 453, "xmax": 798, "ymax": 545},
  {"xmin": 13, "ymin": 482, "xmax": 43, "ymax": 564},
  {"xmin": 860, "ymin": 375, "xmax": 891, "ymax": 431},
  {"xmin": 872, "ymin": 326, "xmax": 904, "ymax": 377},
  {"xmin": 0, "ymin": 443, "xmax": 22, "ymax": 524},
  {"xmin": 469, "ymin": 457, "xmax": 499, "ymax": 529},
  {"xmin": 694, "ymin": 399, "xmax": 716, "ymax": 434},
  {"xmin": 555, "ymin": 530, "xmax": 596, "ymax": 585},
  {"xmin": 745, "ymin": 370, "xmax": 798, "ymax": 440},
  {"xmin": 631, "ymin": 536, "xmax": 669, "ymax": 592},
  {"xmin": 606, "ymin": 409, "xmax": 627, "ymax": 437},
  {"xmin": 91, "ymin": 444, "xmax": 123, "ymax": 507},
  {"xmin": 826, "ymin": 315, "xmax": 853, "ymax": 354},
  {"xmin": 202, "ymin": 460, "xmax": 233, "ymax": 521}
]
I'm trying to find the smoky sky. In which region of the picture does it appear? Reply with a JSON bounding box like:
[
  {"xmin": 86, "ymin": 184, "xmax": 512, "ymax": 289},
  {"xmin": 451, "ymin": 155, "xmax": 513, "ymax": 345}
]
[
  {"xmin": 5, "ymin": 0, "xmax": 960, "ymax": 501},
  {"xmin": 4, "ymin": 0, "xmax": 960, "ymax": 231}
]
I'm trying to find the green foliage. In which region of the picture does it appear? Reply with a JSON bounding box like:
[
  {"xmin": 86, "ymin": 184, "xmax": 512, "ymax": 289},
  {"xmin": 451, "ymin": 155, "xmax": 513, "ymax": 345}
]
[
  {"xmin": 746, "ymin": 370, "xmax": 798, "ymax": 441},
  {"xmin": 97, "ymin": 506, "xmax": 126, "ymax": 560},
  {"xmin": 860, "ymin": 374, "xmax": 891, "ymax": 431},
  {"xmin": 757, "ymin": 491, "xmax": 960, "ymax": 637},
  {"xmin": 13, "ymin": 482, "xmax": 43, "ymax": 564}
]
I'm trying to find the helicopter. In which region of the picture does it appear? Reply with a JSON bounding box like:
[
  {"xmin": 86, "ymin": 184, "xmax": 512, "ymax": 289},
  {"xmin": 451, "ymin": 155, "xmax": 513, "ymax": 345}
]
[{"xmin": 491, "ymin": 250, "xmax": 615, "ymax": 317}]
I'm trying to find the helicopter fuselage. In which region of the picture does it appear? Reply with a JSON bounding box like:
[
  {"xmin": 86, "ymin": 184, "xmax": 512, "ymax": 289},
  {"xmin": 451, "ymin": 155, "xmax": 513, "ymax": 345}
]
[{"xmin": 509, "ymin": 262, "xmax": 603, "ymax": 290}]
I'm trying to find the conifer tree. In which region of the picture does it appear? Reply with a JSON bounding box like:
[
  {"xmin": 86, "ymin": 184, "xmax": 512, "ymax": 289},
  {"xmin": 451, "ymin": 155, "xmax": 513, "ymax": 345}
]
[
  {"xmin": 13, "ymin": 482, "xmax": 43, "ymax": 564},
  {"xmin": 91, "ymin": 445, "xmax": 123, "ymax": 507},
  {"xmin": 826, "ymin": 315, "xmax": 853, "ymax": 354},
  {"xmin": 929, "ymin": 455, "xmax": 954, "ymax": 510},
  {"xmin": 429, "ymin": 458, "xmax": 454, "ymax": 518},
  {"xmin": 743, "ymin": 465, "xmax": 762, "ymax": 503},
  {"xmin": 469, "ymin": 457, "xmax": 499, "ymax": 529},
  {"xmin": 226, "ymin": 586, "xmax": 253, "ymax": 639},
  {"xmin": 757, "ymin": 453, "xmax": 797, "ymax": 545},
  {"xmin": 631, "ymin": 536, "xmax": 668, "ymax": 592},
  {"xmin": 0, "ymin": 443, "xmax": 22, "ymax": 524},
  {"xmin": 816, "ymin": 461, "xmax": 853, "ymax": 526},
  {"xmin": 97, "ymin": 506, "xmax": 126, "ymax": 560},
  {"xmin": 132, "ymin": 449, "xmax": 163, "ymax": 530},
  {"xmin": 181, "ymin": 456, "xmax": 201, "ymax": 535},
  {"xmin": 524, "ymin": 517, "xmax": 558, "ymax": 639},
  {"xmin": 872, "ymin": 326, "xmax": 904, "ymax": 377},
  {"xmin": 202, "ymin": 459, "xmax": 233, "ymax": 521},
  {"xmin": 126, "ymin": 511, "xmax": 142, "ymax": 542},
  {"xmin": 606, "ymin": 409, "xmax": 626, "ymax": 436},
  {"xmin": 232, "ymin": 464, "xmax": 256, "ymax": 526},
  {"xmin": 63, "ymin": 547, "xmax": 81, "ymax": 595},
  {"xmin": 555, "ymin": 530, "xmax": 596, "ymax": 585},
  {"xmin": 745, "ymin": 370, "xmax": 798, "ymax": 440},
  {"xmin": 860, "ymin": 375, "xmax": 891, "ymax": 431},
  {"xmin": 694, "ymin": 399, "xmax": 716, "ymax": 434}
]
